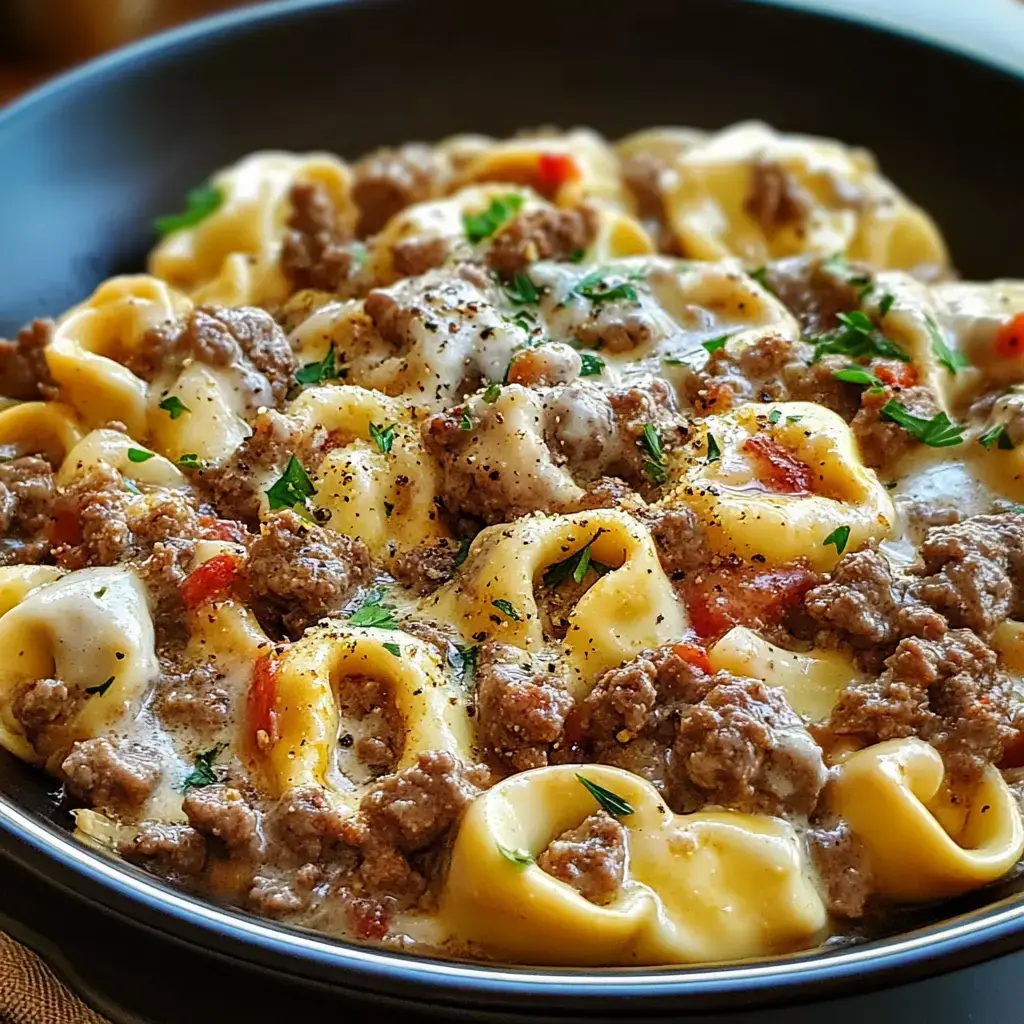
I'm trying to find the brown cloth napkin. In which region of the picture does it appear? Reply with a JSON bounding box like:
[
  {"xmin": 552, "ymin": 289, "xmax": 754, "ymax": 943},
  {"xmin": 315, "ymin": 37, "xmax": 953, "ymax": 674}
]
[{"xmin": 0, "ymin": 932, "xmax": 109, "ymax": 1024}]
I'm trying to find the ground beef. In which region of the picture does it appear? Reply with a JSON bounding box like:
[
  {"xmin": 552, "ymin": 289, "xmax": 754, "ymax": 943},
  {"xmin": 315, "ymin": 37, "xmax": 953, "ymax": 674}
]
[
  {"xmin": 266, "ymin": 785, "xmax": 352, "ymax": 863},
  {"xmin": 154, "ymin": 655, "xmax": 230, "ymax": 734},
  {"xmin": 281, "ymin": 182, "xmax": 356, "ymax": 293},
  {"xmin": 764, "ymin": 255, "xmax": 861, "ymax": 336},
  {"xmin": 486, "ymin": 206, "xmax": 597, "ymax": 278},
  {"xmin": 821, "ymin": 629, "xmax": 1017, "ymax": 782},
  {"xmin": 338, "ymin": 676, "xmax": 405, "ymax": 773},
  {"xmin": 536, "ymin": 811, "xmax": 627, "ymax": 904},
  {"xmin": 0, "ymin": 456, "xmax": 56, "ymax": 565},
  {"xmin": 391, "ymin": 236, "xmax": 449, "ymax": 278},
  {"xmin": 11, "ymin": 679, "xmax": 75, "ymax": 754},
  {"xmin": 118, "ymin": 824, "xmax": 206, "ymax": 876},
  {"xmin": 851, "ymin": 384, "xmax": 940, "ymax": 470},
  {"xmin": 563, "ymin": 476, "xmax": 644, "ymax": 514},
  {"xmin": 183, "ymin": 785, "xmax": 260, "ymax": 852},
  {"xmin": 474, "ymin": 644, "xmax": 574, "ymax": 770},
  {"xmin": 571, "ymin": 302, "xmax": 664, "ymax": 356},
  {"xmin": 246, "ymin": 509, "xmax": 371, "ymax": 637},
  {"xmin": 803, "ymin": 547, "xmax": 947, "ymax": 668},
  {"xmin": 62, "ymin": 738, "xmax": 162, "ymax": 812},
  {"xmin": 620, "ymin": 152, "xmax": 679, "ymax": 254},
  {"xmin": 389, "ymin": 539, "xmax": 461, "ymax": 595},
  {"xmin": 744, "ymin": 160, "xmax": 810, "ymax": 235},
  {"xmin": 896, "ymin": 498, "xmax": 961, "ymax": 545},
  {"xmin": 203, "ymin": 410, "xmax": 303, "ymax": 524},
  {"xmin": 908, "ymin": 514, "xmax": 1024, "ymax": 637},
  {"xmin": 128, "ymin": 306, "xmax": 297, "ymax": 410},
  {"xmin": 683, "ymin": 333, "xmax": 858, "ymax": 419},
  {"xmin": 636, "ymin": 505, "xmax": 707, "ymax": 582},
  {"xmin": 351, "ymin": 143, "xmax": 450, "ymax": 237},
  {"xmin": 0, "ymin": 319, "xmax": 58, "ymax": 401},
  {"xmin": 807, "ymin": 820, "xmax": 872, "ymax": 919},
  {"xmin": 247, "ymin": 871, "xmax": 314, "ymax": 918},
  {"xmin": 671, "ymin": 678, "xmax": 826, "ymax": 816}
]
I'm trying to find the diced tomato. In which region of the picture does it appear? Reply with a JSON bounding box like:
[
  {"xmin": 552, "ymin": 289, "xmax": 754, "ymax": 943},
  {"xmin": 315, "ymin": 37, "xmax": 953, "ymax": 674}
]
[
  {"xmin": 994, "ymin": 313, "xmax": 1024, "ymax": 359},
  {"xmin": 197, "ymin": 515, "xmax": 246, "ymax": 544},
  {"xmin": 536, "ymin": 152, "xmax": 580, "ymax": 198},
  {"xmin": 47, "ymin": 506, "xmax": 82, "ymax": 548},
  {"xmin": 741, "ymin": 434, "xmax": 814, "ymax": 495},
  {"xmin": 180, "ymin": 553, "xmax": 240, "ymax": 611},
  {"xmin": 685, "ymin": 562, "xmax": 818, "ymax": 641},
  {"xmin": 874, "ymin": 361, "xmax": 917, "ymax": 389},
  {"xmin": 346, "ymin": 896, "xmax": 390, "ymax": 940},
  {"xmin": 247, "ymin": 651, "xmax": 279, "ymax": 748},
  {"xmin": 671, "ymin": 640, "xmax": 712, "ymax": 674}
]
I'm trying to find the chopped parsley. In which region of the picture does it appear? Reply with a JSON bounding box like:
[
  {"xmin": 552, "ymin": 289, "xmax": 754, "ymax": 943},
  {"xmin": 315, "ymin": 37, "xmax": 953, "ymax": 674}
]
[
  {"xmin": 265, "ymin": 456, "xmax": 316, "ymax": 514},
  {"xmin": 497, "ymin": 843, "xmax": 534, "ymax": 866},
  {"xmin": 748, "ymin": 266, "xmax": 770, "ymax": 289},
  {"xmin": 295, "ymin": 346, "xmax": 340, "ymax": 386},
  {"xmin": 640, "ymin": 424, "xmax": 667, "ymax": 484},
  {"xmin": 576, "ymin": 774, "xmax": 634, "ymax": 817},
  {"xmin": 706, "ymin": 433, "xmax": 722, "ymax": 464},
  {"xmin": 383, "ymin": 500, "xmax": 394, "ymax": 517},
  {"xmin": 878, "ymin": 293, "xmax": 895, "ymax": 317},
  {"xmin": 93, "ymin": 587, "xmax": 107, "ymax": 599},
  {"xmin": 158, "ymin": 396, "xmax": 190, "ymax": 420},
  {"xmin": 848, "ymin": 273, "xmax": 874, "ymax": 302},
  {"xmin": 369, "ymin": 422, "xmax": 397, "ymax": 454},
  {"xmin": 812, "ymin": 310, "xmax": 909, "ymax": 364},
  {"xmin": 832, "ymin": 365, "xmax": 884, "ymax": 390},
  {"xmin": 573, "ymin": 269, "xmax": 640, "ymax": 305},
  {"xmin": 880, "ymin": 401, "xmax": 964, "ymax": 447},
  {"xmin": 177, "ymin": 453, "xmax": 202, "ymax": 470},
  {"xmin": 460, "ymin": 409, "xmax": 473, "ymax": 431},
  {"xmin": 349, "ymin": 591, "xmax": 399, "ymax": 629},
  {"xmin": 154, "ymin": 184, "xmax": 223, "ymax": 238},
  {"xmin": 463, "ymin": 193, "xmax": 524, "ymax": 244},
  {"xmin": 482, "ymin": 382, "xmax": 502, "ymax": 403},
  {"xmin": 786, "ymin": 415, "xmax": 803, "ymax": 425},
  {"xmin": 768, "ymin": 410, "xmax": 782, "ymax": 425},
  {"xmin": 503, "ymin": 273, "xmax": 540, "ymax": 306},
  {"xmin": 925, "ymin": 315, "xmax": 968, "ymax": 374},
  {"xmin": 182, "ymin": 744, "xmax": 227, "ymax": 791},
  {"xmin": 979, "ymin": 424, "xmax": 1015, "ymax": 451},
  {"xmin": 569, "ymin": 248, "xmax": 586, "ymax": 263},
  {"xmin": 491, "ymin": 598, "xmax": 521, "ymax": 621},
  {"xmin": 127, "ymin": 448, "xmax": 155, "ymax": 463},
  {"xmin": 84, "ymin": 676, "xmax": 115, "ymax": 697},
  {"xmin": 702, "ymin": 334, "xmax": 729, "ymax": 354},
  {"xmin": 579, "ymin": 352, "xmax": 605, "ymax": 377},
  {"xmin": 454, "ymin": 538, "xmax": 472, "ymax": 568},
  {"xmin": 543, "ymin": 530, "xmax": 608, "ymax": 588},
  {"xmin": 383, "ymin": 642, "xmax": 402, "ymax": 658},
  {"xmin": 823, "ymin": 525, "xmax": 851, "ymax": 556},
  {"xmin": 447, "ymin": 643, "xmax": 478, "ymax": 688}
]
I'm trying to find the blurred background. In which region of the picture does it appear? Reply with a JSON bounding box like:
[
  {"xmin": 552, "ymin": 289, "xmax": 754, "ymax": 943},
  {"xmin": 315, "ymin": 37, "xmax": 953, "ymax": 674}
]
[{"xmin": 0, "ymin": 0, "xmax": 255, "ymax": 102}]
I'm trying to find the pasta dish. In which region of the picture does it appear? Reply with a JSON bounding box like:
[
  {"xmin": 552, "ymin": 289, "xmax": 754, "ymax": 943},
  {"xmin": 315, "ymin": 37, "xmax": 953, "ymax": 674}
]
[{"xmin": 1, "ymin": 121, "xmax": 1023, "ymax": 965}]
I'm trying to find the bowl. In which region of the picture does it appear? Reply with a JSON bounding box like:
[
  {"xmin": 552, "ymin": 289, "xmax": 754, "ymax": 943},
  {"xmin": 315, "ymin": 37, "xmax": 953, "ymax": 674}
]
[{"xmin": 1, "ymin": 0, "xmax": 1024, "ymax": 1016}]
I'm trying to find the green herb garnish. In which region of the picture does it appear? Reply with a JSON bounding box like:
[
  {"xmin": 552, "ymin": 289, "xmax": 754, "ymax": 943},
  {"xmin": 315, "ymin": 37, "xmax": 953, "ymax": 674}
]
[
  {"xmin": 491, "ymin": 599, "xmax": 521, "ymax": 621},
  {"xmin": 383, "ymin": 642, "xmax": 401, "ymax": 657},
  {"xmin": 158, "ymin": 396, "xmax": 190, "ymax": 420},
  {"xmin": 182, "ymin": 743, "xmax": 227, "ymax": 791},
  {"xmin": 177, "ymin": 453, "xmax": 202, "ymax": 470},
  {"xmin": 447, "ymin": 643, "xmax": 478, "ymax": 687},
  {"xmin": 823, "ymin": 525, "xmax": 851, "ymax": 555},
  {"xmin": 768, "ymin": 410, "xmax": 782, "ymax": 425},
  {"xmin": 383, "ymin": 500, "xmax": 394, "ymax": 517},
  {"xmin": 543, "ymin": 530, "xmax": 607, "ymax": 589},
  {"xmin": 295, "ymin": 346, "xmax": 340, "ymax": 386},
  {"xmin": 127, "ymin": 448, "xmax": 155, "ymax": 463},
  {"xmin": 706, "ymin": 433, "xmax": 722, "ymax": 464},
  {"xmin": 94, "ymin": 587, "xmax": 107, "ymax": 599},
  {"xmin": 702, "ymin": 335, "xmax": 729, "ymax": 354},
  {"xmin": 878, "ymin": 293, "xmax": 895, "ymax": 317},
  {"xmin": 155, "ymin": 184, "xmax": 223, "ymax": 238},
  {"xmin": 925, "ymin": 315, "xmax": 968, "ymax": 375},
  {"xmin": 880, "ymin": 401, "xmax": 964, "ymax": 448},
  {"xmin": 640, "ymin": 424, "xmax": 667, "ymax": 484},
  {"xmin": 460, "ymin": 409, "xmax": 473, "ymax": 431},
  {"xmin": 497, "ymin": 843, "xmax": 534, "ymax": 866},
  {"xmin": 483, "ymin": 382, "xmax": 502, "ymax": 403},
  {"xmin": 812, "ymin": 310, "xmax": 909, "ymax": 364},
  {"xmin": 349, "ymin": 592, "xmax": 399, "ymax": 629},
  {"xmin": 369, "ymin": 422, "xmax": 397, "ymax": 454},
  {"xmin": 576, "ymin": 774, "xmax": 634, "ymax": 817},
  {"xmin": 463, "ymin": 193, "xmax": 524, "ymax": 244},
  {"xmin": 503, "ymin": 273, "xmax": 540, "ymax": 306},
  {"xmin": 748, "ymin": 266, "xmax": 770, "ymax": 289},
  {"xmin": 579, "ymin": 352, "xmax": 605, "ymax": 377},
  {"xmin": 84, "ymin": 676, "xmax": 115, "ymax": 697},
  {"xmin": 569, "ymin": 248, "xmax": 586, "ymax": 263},
  {"xmin": 573, "ymin": 269, "xmax": 639, "ymax": 305},
  {"xmin": 979, "ymin": 424, "xmax": 1015, "ymax": 451},
  {"xmin": 832, "ymin": 365, "xmax": 884, "ymax": 390},
  {"xmin": 266, "ymin": 455, "xmax": 316, "ymax": 512},
  {"xmin": 454, "ymin": 538, "xmax": 472, "ymax": 568}
]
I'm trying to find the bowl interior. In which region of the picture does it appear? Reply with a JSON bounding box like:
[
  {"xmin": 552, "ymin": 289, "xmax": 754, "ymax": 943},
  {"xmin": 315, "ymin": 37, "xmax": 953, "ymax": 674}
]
[{"xmin": 1, "ymin": 0, "xmax": 1024, "ymax": 1005}]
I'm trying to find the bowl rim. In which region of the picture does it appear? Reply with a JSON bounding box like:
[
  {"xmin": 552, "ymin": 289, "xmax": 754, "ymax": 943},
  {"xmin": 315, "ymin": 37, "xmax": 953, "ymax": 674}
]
[{"xmin": 2, "ymin": 0, "xmax": 1024, "ymax": 1008}]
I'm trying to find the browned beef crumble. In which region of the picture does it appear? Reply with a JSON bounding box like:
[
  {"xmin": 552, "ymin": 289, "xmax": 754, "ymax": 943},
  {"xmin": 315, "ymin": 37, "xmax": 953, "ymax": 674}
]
[
  {"xmin": 351, "ymin": 143, "xmax": 451, "ymax": 237},
  {"xmin": 0, "ymin": 455, "xmax": 56, "ymax": 565},
  {"xmin": 807, "ymin": 819, "xmax": 872, "ymax": 919},
  {"xmin": 486, "ymin": 206, "xmax": 597, "ymax": 278},
  {"xmin": 154, "ymin": 654, "xmax": 231, "ymax": 734},
  {"xmin": 11, "ymin": 679, "xmax": 76, "ymax": 754},
  {"xmin": 62, "ymin": 738, "xmax": 162, "ymax": 813},
  {"xmin": 389, "ymin": 538, "xmax": 462, "ymax": 595},
  {"xmin": 537, "ymin": 811, "xmax": 627, "ymax": 904},
  {"xmin": 0, "ymin": 319, "xmax": 58, "ymax": 400},
  {"xmin": 183, "ymin": 785, "xmax": 261, "ymax": 852},
  {"xmin": 338, "ymin": 675, "xmax": 405, "ymax": 774},
  {"xmin": 851, "ymin": 384, "xmax": 940, "ymax": 470},
  {"xmin": 763, "ymin": 255, "xmax": 861, "ymax": 336},
  {"xmin": 128, "ymin": 306, "xmax": 298, "ymax": 410},
  {"xmin": 119, "ymin": 823, "xmax": 207, "ymax": 877},
  {"xmin": 245, "ymin": 509, "xmax": 370, "ymax": 638},
  {"xmin": 391, "ymin": 236, "xmax": 450, "ymax": 278},
  {"xmin": 744, "ymin": 160, "xmax": 810, "ymax": 235},
  {"xmin": 620, "ymin": 151, "xmax": 680, "ymax": 254},
  {"xmin": 281, "ymin": 182, "xmax": 358, "ymax": 294},
  {"xmin": 474, "ymin": 644, "xmax": 574, "ymax": 771}
]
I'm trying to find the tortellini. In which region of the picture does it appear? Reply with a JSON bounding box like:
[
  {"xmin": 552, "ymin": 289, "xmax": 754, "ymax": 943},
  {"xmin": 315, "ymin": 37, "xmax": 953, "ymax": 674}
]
[
  {"xmin": 831, "ymin": 739, "xmax": 1024, "ymax": 900},
  {"xmin": 667, "ymin": 400, "xmax": 895, "ymax": 570},
  {"xmin": 663, "ymin": 120, "xmax": 948, "ymax": 271},
  {"xmin": 0, "ymin": 401, "xmax": 84, "ymax": 465},
  {"xmin": 424, "ymin": 509, "xmax": 685, "ymax": 695},
  {"xmin": 440, "ymin": 764, "xmax": 827, "ymax": 965}
]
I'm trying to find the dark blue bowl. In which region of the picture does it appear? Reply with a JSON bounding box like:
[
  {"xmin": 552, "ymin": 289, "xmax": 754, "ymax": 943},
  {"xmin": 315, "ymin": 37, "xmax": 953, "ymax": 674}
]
[{"xmin": 1, "ymin": 0, "xmax": 1024, "ymax": 1016}]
